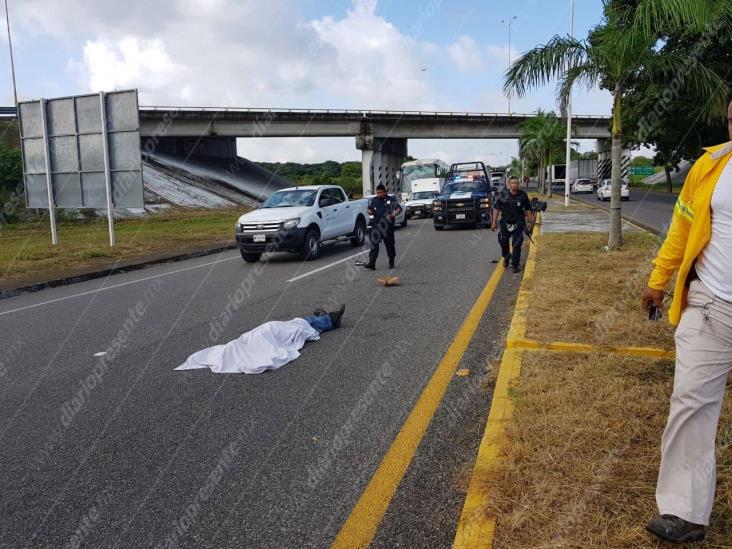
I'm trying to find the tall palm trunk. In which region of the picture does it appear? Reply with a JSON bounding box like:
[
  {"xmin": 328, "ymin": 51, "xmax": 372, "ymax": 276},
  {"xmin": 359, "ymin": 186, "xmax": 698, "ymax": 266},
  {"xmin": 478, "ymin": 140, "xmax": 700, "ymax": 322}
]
[
  {"xmin": 539, "ymin": 152, "xmax": 546, "ymax": 194},
  {"xmin": 546, "ymin": 148, "xmax": 553, "ymax": 198},
  {"xmin": 608, "ymin": 86, "xmax": 623, "ymax": 250}
]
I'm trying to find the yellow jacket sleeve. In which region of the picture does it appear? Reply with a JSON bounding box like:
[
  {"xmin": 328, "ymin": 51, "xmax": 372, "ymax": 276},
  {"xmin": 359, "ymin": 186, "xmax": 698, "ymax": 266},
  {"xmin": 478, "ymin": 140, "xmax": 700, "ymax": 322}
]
[{"xmin": 647, "ymin": 161, "xmax": 699, "ymax": 290}]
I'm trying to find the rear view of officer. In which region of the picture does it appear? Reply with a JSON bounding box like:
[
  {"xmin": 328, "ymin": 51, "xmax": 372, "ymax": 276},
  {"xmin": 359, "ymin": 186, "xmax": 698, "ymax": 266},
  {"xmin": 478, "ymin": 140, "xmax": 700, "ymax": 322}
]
[
  {"xmin": 491, "ymin": 176, "xmax": 533, "ymax": 272},
  {"xmin": 364, "ymin": 184, "xmax": 402, "ymax": 270}
]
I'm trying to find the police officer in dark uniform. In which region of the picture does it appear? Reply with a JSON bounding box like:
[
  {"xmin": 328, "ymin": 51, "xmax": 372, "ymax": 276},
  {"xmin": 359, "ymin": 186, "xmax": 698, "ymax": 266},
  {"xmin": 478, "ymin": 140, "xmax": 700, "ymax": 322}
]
[
  {"xmin": 364, "ymin": 184, "xmax": 402, "ymax": 270},
  {"xmin": 491, "ymin": 176, "xmax": 533, "ymax": 273}
]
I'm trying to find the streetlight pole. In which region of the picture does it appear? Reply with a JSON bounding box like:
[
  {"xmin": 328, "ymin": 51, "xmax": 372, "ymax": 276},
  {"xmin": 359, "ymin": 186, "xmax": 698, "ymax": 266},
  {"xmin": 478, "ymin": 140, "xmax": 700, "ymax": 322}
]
[
  {"xmin": 501, "ymin": 16, "xmax": 517, "ymax": 114},
  {"xmin": 4, "ymin": 0, "xmax": 18, "ymax": 108},
  {"xmin": 564, "ymin": 0, "xmax": 574, "ymax": 207}
]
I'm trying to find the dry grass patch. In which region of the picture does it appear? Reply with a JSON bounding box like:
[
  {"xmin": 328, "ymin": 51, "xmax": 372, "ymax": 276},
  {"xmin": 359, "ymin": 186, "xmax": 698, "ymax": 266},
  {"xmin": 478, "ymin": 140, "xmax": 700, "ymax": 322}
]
[
  {"xmin": 489, "ymin": 351, "xmax": 732, "ymax": 548},
  {"xmin": 0, "ymin": 208, "xmax": 244, "ymax": 284},
  {"xmin": 525, "ymin": 232, "xmax": 676, "ymax": 349}
]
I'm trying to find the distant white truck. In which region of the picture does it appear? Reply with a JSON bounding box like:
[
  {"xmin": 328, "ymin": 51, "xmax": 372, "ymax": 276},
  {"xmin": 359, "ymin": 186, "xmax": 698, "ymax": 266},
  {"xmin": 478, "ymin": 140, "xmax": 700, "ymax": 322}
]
[
  {"xmin": 235, "ymin": 185, "xmax": 369, "ymax": 262},
  {"xmin": 398, "ymin": 159, "xmax": 449, "ymax": 200}
]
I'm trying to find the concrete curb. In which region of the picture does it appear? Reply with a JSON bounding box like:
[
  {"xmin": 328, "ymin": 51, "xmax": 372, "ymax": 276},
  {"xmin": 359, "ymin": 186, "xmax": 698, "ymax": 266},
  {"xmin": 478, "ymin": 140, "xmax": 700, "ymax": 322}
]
[
  {"xmin": 452, "ymin": 234, "xmax": 538, "ymax": 548},
  {"xmin": 0, "ymin": 242, "xmax": 238, "ymax": 300},
  {"xmin": 453, "ymin": 223, "xmax": 674, "ymax": 548}
]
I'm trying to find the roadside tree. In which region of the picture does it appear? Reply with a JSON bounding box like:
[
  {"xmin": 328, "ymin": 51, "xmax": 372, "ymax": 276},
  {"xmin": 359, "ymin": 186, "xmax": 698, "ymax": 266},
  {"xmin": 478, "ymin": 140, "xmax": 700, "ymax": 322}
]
[{"xmin": 504, "ymin": 0, "xmax": 729, "ymax": 249}]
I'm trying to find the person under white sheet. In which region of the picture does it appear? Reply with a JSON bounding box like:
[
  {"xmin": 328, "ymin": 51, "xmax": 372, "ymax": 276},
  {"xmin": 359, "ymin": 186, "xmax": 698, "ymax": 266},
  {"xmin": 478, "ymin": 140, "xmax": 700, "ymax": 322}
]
[{"xmin": 176, "ymin": 305, "xmax": 345, "ymax": 374}]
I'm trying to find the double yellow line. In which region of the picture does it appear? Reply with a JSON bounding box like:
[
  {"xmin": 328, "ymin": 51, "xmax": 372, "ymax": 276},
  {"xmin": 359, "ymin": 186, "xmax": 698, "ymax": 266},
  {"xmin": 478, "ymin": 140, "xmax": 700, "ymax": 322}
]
[{"xmin": 332, "ymin": 263, "xmax": 506, "ymax": 548}]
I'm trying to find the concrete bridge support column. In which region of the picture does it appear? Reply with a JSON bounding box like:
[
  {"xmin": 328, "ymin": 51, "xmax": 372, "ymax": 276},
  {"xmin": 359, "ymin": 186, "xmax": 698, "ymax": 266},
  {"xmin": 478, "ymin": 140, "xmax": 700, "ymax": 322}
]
[
  {"xmin": 356, "ymin": 134, "xmax": 408, "ymax": 196},
  {"xmin": 597, "ymin": 138, "xmax": 631, "ymax": 182}
]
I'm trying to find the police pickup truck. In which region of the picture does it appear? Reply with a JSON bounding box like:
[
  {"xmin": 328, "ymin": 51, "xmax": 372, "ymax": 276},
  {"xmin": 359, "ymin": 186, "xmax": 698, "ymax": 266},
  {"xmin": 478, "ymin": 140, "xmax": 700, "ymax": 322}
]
[
  {"xmin": 235, "ymin": 185, "xmax": 369, "ymax": 262},
  {"xmin": 432, "ymin": 162, "xmax": 494, "ymax": 230}
]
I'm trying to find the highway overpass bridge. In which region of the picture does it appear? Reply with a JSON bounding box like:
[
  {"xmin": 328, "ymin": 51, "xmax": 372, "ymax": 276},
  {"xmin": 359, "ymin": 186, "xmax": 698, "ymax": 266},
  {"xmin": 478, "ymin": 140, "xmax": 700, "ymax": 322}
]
[
  {"xmin": 4, "ymin": 105, "xmax": 616, "ymax": 195},
  {"xmin": 138, "ymin": 106, "xmax": 614, "ymax": 194}
]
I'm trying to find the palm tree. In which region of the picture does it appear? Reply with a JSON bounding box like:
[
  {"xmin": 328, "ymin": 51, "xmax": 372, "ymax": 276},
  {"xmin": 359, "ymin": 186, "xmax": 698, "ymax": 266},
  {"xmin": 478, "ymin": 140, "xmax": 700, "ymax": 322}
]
[
  {"xmin": 504, "ymin": 0, "xmax": 729, "ymax": 249},
  {"xmin": 519, "ymin": 110, "xmax": 567, "ymax": 196}
]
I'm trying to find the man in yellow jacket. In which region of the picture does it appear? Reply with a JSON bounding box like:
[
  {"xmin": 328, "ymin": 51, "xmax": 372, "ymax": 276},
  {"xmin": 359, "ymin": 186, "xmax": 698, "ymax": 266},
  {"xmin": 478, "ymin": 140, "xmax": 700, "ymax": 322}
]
[{"xmin": 643, "ymin": 97, "xmax": 732, "ymax": 544}]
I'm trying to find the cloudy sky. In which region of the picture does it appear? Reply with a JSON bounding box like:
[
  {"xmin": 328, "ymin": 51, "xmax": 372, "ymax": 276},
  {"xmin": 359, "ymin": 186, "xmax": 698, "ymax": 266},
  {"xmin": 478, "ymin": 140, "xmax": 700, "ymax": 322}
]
[{"xmin": 2, "ymin": 0, "xmax": 614, "ymax": 164}]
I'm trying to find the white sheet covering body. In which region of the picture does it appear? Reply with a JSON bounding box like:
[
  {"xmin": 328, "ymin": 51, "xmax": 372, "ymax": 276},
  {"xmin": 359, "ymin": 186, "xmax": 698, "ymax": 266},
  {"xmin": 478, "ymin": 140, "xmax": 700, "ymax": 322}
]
[{"xmin": 176, "ymin": 318, "xmax": 320, "ymax": 374}]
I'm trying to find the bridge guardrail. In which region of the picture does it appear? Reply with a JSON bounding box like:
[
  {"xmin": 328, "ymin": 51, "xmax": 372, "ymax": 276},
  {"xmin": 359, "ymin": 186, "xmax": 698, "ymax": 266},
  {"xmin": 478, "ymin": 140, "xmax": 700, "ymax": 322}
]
[{"xmin": 137, "ymin": 106, "xmax": 610, "ymax": 119}]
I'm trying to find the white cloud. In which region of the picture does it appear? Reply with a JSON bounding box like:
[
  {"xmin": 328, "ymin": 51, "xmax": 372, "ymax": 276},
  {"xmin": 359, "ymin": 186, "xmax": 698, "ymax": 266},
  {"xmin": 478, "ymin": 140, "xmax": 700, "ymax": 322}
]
[
  {"xmin": 447, "ymin": 36, "xmax": 484, "ymax": 72},
  {"xmin": 309, "ymin": 0, "xmax": 433, "ymax": 109},
  {"xmin": 82, "ymin": 38, "xmax": 189, "ymax": 102},
  {"xmin": 486, "ymin": 44, "xmax": 518, "ymax": 67}
]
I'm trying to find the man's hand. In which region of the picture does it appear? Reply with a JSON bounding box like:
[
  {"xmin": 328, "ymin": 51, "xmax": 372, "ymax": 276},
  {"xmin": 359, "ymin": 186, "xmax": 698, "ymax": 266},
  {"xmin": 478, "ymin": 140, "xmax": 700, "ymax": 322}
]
[{"xmin": 642, "ymin": 286, "xmax": 665, "ymax": 312}]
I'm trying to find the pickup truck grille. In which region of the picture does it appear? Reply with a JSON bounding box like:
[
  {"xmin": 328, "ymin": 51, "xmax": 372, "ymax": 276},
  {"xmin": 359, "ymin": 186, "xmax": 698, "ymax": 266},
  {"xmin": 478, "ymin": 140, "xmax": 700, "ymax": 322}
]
[
  {"xmin": 446, "ymin": 205, "xmax": 475, "ymax": 213},
  {"xmin": 240, "ymin": 222, "xmax": 282, "ymax": 232}
]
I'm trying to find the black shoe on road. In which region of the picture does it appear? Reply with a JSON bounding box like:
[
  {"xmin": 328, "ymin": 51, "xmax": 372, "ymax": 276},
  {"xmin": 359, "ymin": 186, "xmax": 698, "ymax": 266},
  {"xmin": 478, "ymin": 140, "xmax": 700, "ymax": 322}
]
[
  {"xmin": 328, "ymin": 304, "xmax": 346, "ymax": 329},
  {"xmin": 388, "ymin": 259, "xmax": 395, "ymax": 269},
  {"xmin": 646, "ymin": 515, "xmax": 706, "ymax": 543},
  {"xmin": 512, "ymin": 264, "xmax": 521, "ymax": 273},
  {"xmin": 363, "ymin": 262, "xmax": 376, "ymax": 270},
  {"xmin": 503, "ymin": 256, "xmax": 510, "ymax": 268}
]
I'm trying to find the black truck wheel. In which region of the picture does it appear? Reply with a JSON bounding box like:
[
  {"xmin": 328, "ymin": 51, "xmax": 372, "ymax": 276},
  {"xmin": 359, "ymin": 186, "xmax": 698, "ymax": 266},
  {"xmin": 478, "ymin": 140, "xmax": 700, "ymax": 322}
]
[
  {"xmin": 301, "ymin": 229, "xmax": 321, "ymax": 260},
  {"xmin": 240, "ymin": 248, "xmax": 262, "ymax": 263},
  {"xmin": 350, "ymin": 218, "xmax": 366, "ymax": 247}
]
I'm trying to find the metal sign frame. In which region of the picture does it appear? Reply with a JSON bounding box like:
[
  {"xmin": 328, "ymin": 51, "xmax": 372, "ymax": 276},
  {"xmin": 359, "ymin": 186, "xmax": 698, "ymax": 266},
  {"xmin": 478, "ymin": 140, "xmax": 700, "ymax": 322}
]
[{"xmin": 17, "ymin": 89, "xmax": 143, "ymax": 246}]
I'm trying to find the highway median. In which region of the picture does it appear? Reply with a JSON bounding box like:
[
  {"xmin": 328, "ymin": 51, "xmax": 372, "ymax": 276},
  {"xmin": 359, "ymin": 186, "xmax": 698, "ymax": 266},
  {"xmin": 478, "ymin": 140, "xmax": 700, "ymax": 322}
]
[
  {"xmin": 0, "ymin": 208, "xmax": 244, "ymax": 295},
  {"xmin": 455, "ymin": 223, "xmax": 732, "ymax": 547}
]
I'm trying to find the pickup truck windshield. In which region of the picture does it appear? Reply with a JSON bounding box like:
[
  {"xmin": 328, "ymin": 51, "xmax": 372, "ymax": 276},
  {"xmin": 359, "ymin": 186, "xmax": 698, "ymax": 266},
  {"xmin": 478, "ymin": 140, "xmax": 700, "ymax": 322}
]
[
  {"xmin": 261, "ymin": 190, "xmax": 317, "ymax": 208},
  {"xmin": 442, "ymin": 181, "xmax": 484, "ymax": 194},
  {"xmin": 410, "ymin": 191, "xmax": 436, "ymax": 200}
]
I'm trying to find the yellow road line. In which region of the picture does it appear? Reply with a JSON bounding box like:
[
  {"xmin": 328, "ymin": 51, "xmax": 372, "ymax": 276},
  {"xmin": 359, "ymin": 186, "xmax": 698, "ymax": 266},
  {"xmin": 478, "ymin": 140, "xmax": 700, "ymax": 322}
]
[
  {"xmin": 507, "ymin": 337, "xmax": 675, "ymax": 359},
  {"xmin": 453, "ymin": 348, "xmax": 523, "ymax": 548},
  {"xmin": 453, "ymin": 235, "xmax": 538, "ymax": 549},
  {"xmin": 331, "ymin": 263, "xmax": 506, "ymax": 549}
]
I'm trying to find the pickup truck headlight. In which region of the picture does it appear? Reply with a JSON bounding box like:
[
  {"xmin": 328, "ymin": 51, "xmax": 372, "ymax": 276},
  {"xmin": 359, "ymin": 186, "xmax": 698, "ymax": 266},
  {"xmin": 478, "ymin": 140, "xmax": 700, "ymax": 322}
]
[
  {"xmin": 282, "ymin": 218, "xmax": 300, "ymax": 230},
  {"xmin": 480, "ymin": 198, "xmax": 491, "ymax": 205}
]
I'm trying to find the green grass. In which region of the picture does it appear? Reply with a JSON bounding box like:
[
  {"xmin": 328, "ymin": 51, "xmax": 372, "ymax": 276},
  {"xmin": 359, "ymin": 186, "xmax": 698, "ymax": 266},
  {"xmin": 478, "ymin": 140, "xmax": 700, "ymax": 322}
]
[{"xmin": 0, "ymin": 208, "xmax": 246, "ymax": 285}]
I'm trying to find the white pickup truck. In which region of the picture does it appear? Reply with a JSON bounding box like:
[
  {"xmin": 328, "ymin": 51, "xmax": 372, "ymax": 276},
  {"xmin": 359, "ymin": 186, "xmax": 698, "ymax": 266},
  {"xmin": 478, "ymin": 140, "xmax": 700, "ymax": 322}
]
[{"xmin": 235, "ymin": 185, "xmax": 369, "ymax": 262}]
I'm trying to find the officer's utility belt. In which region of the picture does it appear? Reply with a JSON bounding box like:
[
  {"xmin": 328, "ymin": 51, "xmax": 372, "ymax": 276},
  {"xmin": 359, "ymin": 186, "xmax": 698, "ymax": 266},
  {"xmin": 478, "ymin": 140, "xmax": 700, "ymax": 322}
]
[{"xmin": 502, "ymin": 220, "xmax": 523, "ymax": 233}]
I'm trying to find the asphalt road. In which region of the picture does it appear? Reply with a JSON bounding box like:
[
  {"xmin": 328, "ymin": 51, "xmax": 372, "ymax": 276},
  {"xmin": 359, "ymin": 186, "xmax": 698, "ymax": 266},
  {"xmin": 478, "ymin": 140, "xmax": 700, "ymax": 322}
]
[
  {"xmin": 0, "ymin": 217, "xmax": 519, "ymax": 548},
  {"xmin": 566, "ymin": 187, "xmax": 676, "ymax": 235}
]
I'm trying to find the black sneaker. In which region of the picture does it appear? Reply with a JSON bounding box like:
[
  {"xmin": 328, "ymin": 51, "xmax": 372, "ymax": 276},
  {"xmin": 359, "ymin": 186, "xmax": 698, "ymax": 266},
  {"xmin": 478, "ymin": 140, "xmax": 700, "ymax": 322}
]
[
  {"xmin": 503, "ymin": 257, "xmax": 509, "ymax": 268},
  {"xmin": 363, "ymin": 262, "xmax": 376, "ymax": 270},
  {"xmin": 328, "ymin": 304, "xmax": 346, "ymax": 329},
  {"xmin": 646, "ymin": 515, "xmax": 706, "ymax": 543},
  {"xmin": 512, "ymin": 264, "xmax": 521, "ymax": 273},
  {"xmin": 388, "ymin": 259, "xmax": 395, "ymax": 269}
]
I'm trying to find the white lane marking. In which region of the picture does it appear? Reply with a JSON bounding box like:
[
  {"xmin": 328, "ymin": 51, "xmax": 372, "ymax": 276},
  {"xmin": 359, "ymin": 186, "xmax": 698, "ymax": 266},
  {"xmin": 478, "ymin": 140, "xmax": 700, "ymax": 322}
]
[
  {"xmin": 0, "ymin": 255, "xmax": 240, "ymax": 317},
  {"xmin": 286, "ymin": 250, "xmax": 369, "ymax": 283}
]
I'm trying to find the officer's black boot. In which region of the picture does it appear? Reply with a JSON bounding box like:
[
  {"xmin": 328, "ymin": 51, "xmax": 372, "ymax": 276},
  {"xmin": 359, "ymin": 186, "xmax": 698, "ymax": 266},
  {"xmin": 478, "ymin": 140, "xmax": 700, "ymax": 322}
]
[
  {"xmin": 388, "ymin": 258, "xmax": 395, "ymax": 269},
  {"xmin": 503, "ymin": 256, "xmax": 509, "ymax": 268},
  {"xmin": 363, "ymin": 260, "xmax": 376, "ymax": 270}
]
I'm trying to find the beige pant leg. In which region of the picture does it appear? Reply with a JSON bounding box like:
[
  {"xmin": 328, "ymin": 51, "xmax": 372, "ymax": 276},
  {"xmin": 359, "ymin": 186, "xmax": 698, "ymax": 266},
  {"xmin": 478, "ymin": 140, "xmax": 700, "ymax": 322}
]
[{"xmin": 656, "ymin": 279, "xmax": 732, "ymax": 525}]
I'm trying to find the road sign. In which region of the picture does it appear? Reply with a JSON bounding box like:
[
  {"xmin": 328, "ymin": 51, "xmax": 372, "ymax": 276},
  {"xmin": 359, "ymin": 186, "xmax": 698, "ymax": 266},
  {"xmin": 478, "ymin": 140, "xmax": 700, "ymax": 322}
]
[
  {"xmin": 18, "ymin": 89, "xmax": 143, "ymax": 245},
  {"xmin": 629, "ymin": 165, "xmax": 654, "ymax": 176}
]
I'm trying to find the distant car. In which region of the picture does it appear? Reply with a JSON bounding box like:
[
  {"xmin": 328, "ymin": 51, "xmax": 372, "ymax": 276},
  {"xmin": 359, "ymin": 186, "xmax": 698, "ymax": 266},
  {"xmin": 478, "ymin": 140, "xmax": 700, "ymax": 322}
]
[
  {"xmin": 365, "ymin": 194, "xmax": 408, "ymax": 229},
  {"xmin": 596, "ymin": 179, "xmax": 630, "ymax": 201},
  {"xmin": 571, "ymin": 178, "xmax": 593, "ymax": 194},
  {"xmin": 405, "ymin": 190, "xmax": 438, "ymax": 218}
]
